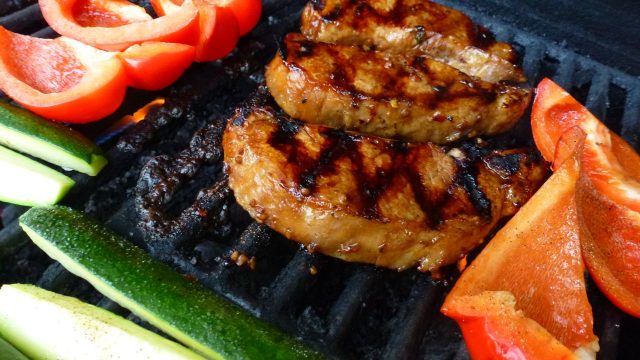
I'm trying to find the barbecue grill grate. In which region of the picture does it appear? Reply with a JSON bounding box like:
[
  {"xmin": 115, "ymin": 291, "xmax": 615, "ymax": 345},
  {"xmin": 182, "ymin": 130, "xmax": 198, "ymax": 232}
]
[{"xmin": 1, "ymin": 1, "xmax": 640, "ymax": 359}]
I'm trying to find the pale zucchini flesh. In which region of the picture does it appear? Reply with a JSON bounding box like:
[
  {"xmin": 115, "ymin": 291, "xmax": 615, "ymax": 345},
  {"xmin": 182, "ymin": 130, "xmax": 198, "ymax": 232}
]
[
  {"xmin": 0, "ymin": 284, "xmax": 206, "ymax": 360},
  {"xmin": 0, "ymin": 102, "xmax": 107, "ymax": 176},
  {"xmin": 0, "ymin": 145, "xmax": 74, "ymax": 206}
]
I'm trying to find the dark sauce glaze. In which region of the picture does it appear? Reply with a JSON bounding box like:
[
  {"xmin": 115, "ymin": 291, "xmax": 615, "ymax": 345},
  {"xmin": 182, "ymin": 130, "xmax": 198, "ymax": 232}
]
[
  {"xmin": 283, "ymin": 33, "xmax": 503, "ymax": 107},
  {"xmin": 229, "ymin": 87, "xmax": 546, "ymax": 229},
  {"xmin": 310, "ymin": 0, "xmax": 501, "ymax": 52}
]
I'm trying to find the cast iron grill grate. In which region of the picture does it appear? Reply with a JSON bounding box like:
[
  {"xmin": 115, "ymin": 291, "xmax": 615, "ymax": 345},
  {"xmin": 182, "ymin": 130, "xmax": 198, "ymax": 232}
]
[{"xmin": 1, "ymin": 1, "xmax": 640, "ymax": 359}]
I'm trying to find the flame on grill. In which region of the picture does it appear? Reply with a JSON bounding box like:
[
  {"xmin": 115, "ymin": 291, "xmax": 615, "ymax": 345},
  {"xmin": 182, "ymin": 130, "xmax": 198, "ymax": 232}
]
[
  {"xmin": 98, "ymin": 98, "xmax": 165, "ymax": 143},
  {"xmin": 115, "ymin": 97, "xmax": 166, "ymax": 129}
]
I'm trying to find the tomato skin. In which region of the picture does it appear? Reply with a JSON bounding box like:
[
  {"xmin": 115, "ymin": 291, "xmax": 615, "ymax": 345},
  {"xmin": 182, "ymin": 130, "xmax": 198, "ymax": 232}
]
[
  {"xmin": 39, "ymin": 0, "xmax": 200, "ymax": 51},
  {"xmin": 119, "ymin": 42, "xmax": 195, "ymax": 90},
  {"xmin": 0, "ymin": 27, "xmax": 127, "ymax": 123}
]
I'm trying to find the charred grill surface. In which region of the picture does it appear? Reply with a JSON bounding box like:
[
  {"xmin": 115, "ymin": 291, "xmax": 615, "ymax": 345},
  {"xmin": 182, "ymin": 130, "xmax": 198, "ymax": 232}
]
[
  {"xmin": 266, "ymin": 33, "xmax": 532, "ymax": 144},
  {"xmin": 135, "ymin": 122, "xmax": 232, "ymax": 257},
  {"xmin": 301, "ymin": 0, "xmax": 525, "ymax": 84},
  {"xmin": 224, "ymin": 88, "xmax": 547, "ymax": 271}
]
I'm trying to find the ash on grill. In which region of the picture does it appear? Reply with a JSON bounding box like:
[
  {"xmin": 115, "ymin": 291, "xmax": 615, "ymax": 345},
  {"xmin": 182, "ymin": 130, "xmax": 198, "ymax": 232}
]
[{"xmin": 1, "ymin": 0, "xmax": 640, "ymax": 359}]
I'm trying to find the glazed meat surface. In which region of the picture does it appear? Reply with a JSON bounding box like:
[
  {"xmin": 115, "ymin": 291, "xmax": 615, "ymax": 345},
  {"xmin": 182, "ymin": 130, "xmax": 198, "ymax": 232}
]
[
  {"xmin": 266, "ymin": 33, "xmax": 532, "ymax": 144},
  {"xmin": 301, "ymin": 0, "xmax": 526, "ymax": 83},
  {"xmin": 223, "ymin": 95, "xmax": 547, "ymax": 272}
]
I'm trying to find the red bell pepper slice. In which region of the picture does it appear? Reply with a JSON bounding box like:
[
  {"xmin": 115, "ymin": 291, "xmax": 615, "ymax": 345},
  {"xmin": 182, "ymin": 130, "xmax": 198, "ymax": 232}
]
[
  {"xmin": 0, "ymin": 26, "xmax": 127, "ymax": 123},
  {"xmin": 532, "ymin": 79, "xmax": 640, "ymax": 317},
  {"xmin": 152, "ymin": 0, "xmax": 241, "ymax": 62},
  {"xmin": 577, "ymin": 135, "xmax": 640, "ymax": 317},
  {"xmin": 39, "ymin": 0, "xmax": 200, "ymax": 51},
  {"xmin": 531, "ymin": 78, "xmax": 634, "ymax": 172},
  {"xmin": 118, "ymin": 42, "xmax": 195, "ymax": 91},
  {"xmin": 215, "ymin": 0, "xmax": 262, "ymax": 36},
  {"xmin": 154, "ymin": 0, "xmax": 261, "ymax": 36},
  {"xmin": 442, "ymin": 148, "xmax": 599, "ymax": 359}
]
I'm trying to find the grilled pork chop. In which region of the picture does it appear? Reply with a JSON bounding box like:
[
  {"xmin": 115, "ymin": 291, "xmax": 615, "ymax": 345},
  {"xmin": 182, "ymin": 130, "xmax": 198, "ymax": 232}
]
[
  {"xmin": 223, "ymin": 95, "xmax": 547, "ymax": 272},
  {"xmin": 300, "ymin": 0, "xmax": 526, "ymax": 84},
  {"xmin": 266, "ymin": 33, "xmax": 532, "ymax": 144}
]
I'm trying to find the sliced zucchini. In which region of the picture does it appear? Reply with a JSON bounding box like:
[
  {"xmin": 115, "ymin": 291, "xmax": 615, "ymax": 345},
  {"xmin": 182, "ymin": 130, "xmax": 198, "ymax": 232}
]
[
  {"xmin": 0, "ymin": 335, "xmax": 29, "ymax": 360},
  {"xmin": 20, "ymin": 206, "xmax": 323, "ymax": 360},
  {"xmin": 0, "ymin": 145, "xmax": 74, "ymax": 206},
  {"xmin": 0, "ymin": 101, "xmax": 107, "ymax": 176},
  {"xmin": 0, "ymin": 284, "xmax": 206, "ymax": 360}
]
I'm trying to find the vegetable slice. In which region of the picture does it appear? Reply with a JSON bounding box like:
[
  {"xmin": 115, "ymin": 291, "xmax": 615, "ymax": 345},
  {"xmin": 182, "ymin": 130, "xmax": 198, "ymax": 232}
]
[
  {"xmin": 19, "ymin": 206, "xmax": 323, "ymax": 360},
  {"xmin": 152, "ymin": 0, "xmax": 240, "ymax": 62},
  {"xmin": 0, "ymin": 27, "xmax": 127, "ymax": 123},
  {"xmin": 119, "ymin": 42, "xmax": 196, "ymax": 90},
  {"xmin": 0, "ymin": 145, "xmax": 74, "ymax": 206},
  {"xmin": 442, "ymin": 151, "xmax": 599, "ymax": 359},
  {"xmin": 0, "ymin": 101, "xmax": 107, "ymax": 175},
  {"xmin": 152, "ymin": 0, "xmax": 261, "ymax": 35},
  {"xmin": 221, "ymin": 0, "xmax": 262, "ymax": 36},
  {"xmin": 0, "ymin": 336, "xmax": 28, "ymax": 360},
  {"xmin": 577, "ymin": 143, "xmax": 640, "ymax": 317},
  {"xmin": 531, "ymin": 78, "xmax": 632, "ymax": 171},
  {"xmin": 39, "ymin": 0, "xmax": 200, "ymax": 51},
  {"xmin": 0, "ymin": 284, "xmax": 206, "ymax": 360},
  {"xmin": 532, "ymin": 79, "xmax": 640, "ymax": 317}
]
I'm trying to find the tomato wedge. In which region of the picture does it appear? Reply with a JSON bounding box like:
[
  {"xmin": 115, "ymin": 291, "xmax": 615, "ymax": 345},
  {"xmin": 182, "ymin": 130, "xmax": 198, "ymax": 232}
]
[
  {"xmin": 39, "ymin": 0, "xmax": 200, "ymax": 51},
  {"xmin": 152, "ymin": 0, "xmax": 239, "ymax": 62},
  {"xmin": 0, "ymin": 26, "xmax": 126, "ymax": 123},
  {"xmin": 442, "ymin": 147, "xmax": 599, "ymax": 359},
  {"xmin": 118, "ymin": 42, "xmax": 195, "ymax": 90},
  {"xmin": 532, "ymin": 78, "xmax": 640, "ymax": 318}
]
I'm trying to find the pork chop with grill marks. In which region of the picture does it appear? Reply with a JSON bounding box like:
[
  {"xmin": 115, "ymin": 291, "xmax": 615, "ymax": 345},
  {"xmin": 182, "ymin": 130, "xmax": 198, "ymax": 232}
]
[
  {"xmin": 223, "ymin": 93, "xmax": 547, "ymax": 272},
  {"xmin": 300, "ymin": 0, "xmax": 526, "ymax": 84},
  {"xmin": 266, "ymin": 33, "xmax": 532, "ymax": 144}
]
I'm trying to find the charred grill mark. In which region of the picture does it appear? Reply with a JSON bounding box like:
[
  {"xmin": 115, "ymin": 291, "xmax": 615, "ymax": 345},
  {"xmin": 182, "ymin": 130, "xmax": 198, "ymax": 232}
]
[
  {"xmin": 264, "ymin": 114, "xmax": 499, "ymax": 226},
  {"xmin": 269, "ymin": 116, "xmax": 302, "ymax": 154},
  {"xmin": 278, "ymin": 43, "xmax": 288, "ymax": 63},
  {"xmin": 473, "ymin": 26, "xmax": 498, "ymax": 51},
  {"xmin": 296, "ymin": 39, "xmax": 317, "ymax": 57},
  {"xmin": 449, "ymin": 143, "xmax": 493, "ymax": 220},
  {"xmin": 311, "ymin": 0, "xmax": 504, "ymax": 53},
  {"xmin": 483, "ymin": 153, "xmax": 523, "ymax": 178},
  {"xmin": 232, "ymin": 86, "xmax": 272, "ymax": 126},
  {"xmin": 456, "ymin": 169, "xmax": 492, "ymax": 220},
  {"xmin": 310, "ymin": 0, "xmax": 325, "ymax": 11},
  {"xmin": 284, "ymin": 35, "xmax": 506, "ymax": 108},
  {"xmin": 316, "ymin": 0, "xmax": 343, "ymax": 20},
  {"xmin": 236, "ymin": 87, "xmax": 535, "ymax": 228},
  {"xmin": 406, "ymin": 163, "xmax": 444, "ymax": 228},
  {"xmin": 298, "ymin": 128, "xmax": 357, "ymax": 191},
  {"xmin": 483, "ymin": 151, "xmax": 542, "ymax": 179}
]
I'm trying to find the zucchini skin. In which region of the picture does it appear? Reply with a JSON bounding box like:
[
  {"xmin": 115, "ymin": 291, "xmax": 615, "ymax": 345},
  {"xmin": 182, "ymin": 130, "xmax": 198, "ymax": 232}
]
[
  {"xmin": 0, "ymin": 335, "xmax": 29, "ymax": 360},
  {"xmin": 20, "ymin": 206, "xmax": 324, "ymax": 360},
  {"xmin": 0, "ymin": 102, "xmax": 107, "ymax": 175}
]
